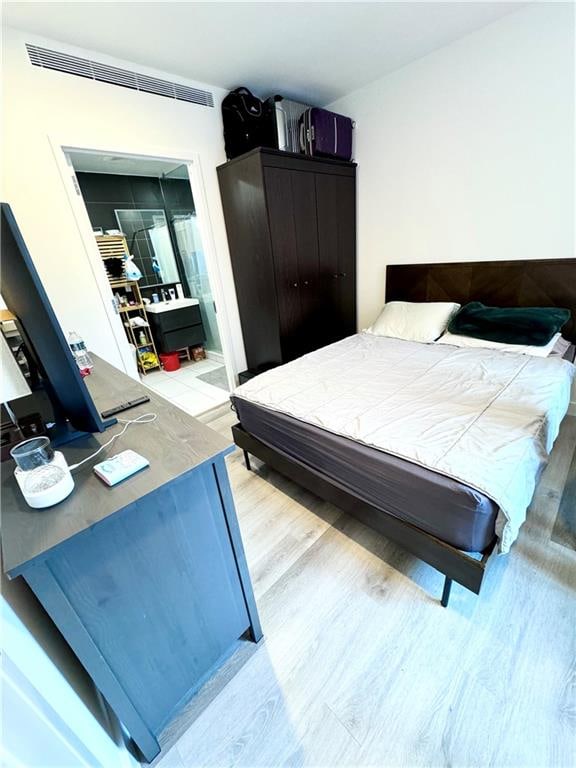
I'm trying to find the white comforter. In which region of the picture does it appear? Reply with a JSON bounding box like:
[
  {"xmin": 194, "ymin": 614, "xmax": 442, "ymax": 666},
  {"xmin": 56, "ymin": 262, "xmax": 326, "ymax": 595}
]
[{"xmin": 234, "ymin": 334, "xmax": 575, "ymax": 552}]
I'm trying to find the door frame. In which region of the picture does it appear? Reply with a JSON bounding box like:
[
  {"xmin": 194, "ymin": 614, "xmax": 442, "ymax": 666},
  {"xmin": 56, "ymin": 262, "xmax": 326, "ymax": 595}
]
[
  {"xmin": 49, "ymin": 137, "xmax": 133, "ymax": 376},
  {"xmin": 49, "ymin": 135, "xmax": 238, "ymax": 391}
]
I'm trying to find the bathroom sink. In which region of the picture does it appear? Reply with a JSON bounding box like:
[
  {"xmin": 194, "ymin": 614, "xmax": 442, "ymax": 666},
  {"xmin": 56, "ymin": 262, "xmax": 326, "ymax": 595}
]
[{"xmin": 146, "ymin": 298, "xmax": 200, "ymax": 314}]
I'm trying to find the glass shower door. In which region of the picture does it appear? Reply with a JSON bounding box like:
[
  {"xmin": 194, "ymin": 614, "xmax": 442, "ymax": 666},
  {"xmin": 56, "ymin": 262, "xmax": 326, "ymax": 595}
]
[{"xmin": 161, "ymin": 165, "xmax": 223, "ymax": 355}]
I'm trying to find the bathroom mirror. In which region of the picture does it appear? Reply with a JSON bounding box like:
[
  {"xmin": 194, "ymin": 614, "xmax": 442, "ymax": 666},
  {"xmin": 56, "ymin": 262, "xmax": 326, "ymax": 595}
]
[{"xmin": 114, "ymin": 209, "xmax": 179, "ymax": 286}]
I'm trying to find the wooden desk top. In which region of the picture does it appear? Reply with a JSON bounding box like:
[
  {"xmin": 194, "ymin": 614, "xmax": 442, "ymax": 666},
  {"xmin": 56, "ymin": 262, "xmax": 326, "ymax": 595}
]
[{"xmin": 1, "ymin": 355, "xmax": 232, "ymax": 577}]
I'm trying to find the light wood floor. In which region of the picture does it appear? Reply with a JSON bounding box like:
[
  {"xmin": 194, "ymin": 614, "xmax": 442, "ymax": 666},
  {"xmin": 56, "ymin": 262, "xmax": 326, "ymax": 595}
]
[{"xmin": 157, "ymin": 409, "xmax": 576, "ymax": 768}]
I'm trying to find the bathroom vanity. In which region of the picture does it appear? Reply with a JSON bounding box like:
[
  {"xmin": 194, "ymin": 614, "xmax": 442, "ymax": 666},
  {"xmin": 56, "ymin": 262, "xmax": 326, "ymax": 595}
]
[
  {"xmin": 1, "ymin": 356, "xmax": 261, "ymax": 762},
  {"xmin": 146, "ymin": 297, "xmax": 206, "ymax": 353}
]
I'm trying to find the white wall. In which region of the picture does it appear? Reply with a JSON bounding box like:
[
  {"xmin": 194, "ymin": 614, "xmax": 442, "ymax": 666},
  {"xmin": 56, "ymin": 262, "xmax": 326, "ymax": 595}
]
[
  {"xmin": 1, "ymin": 27, "xmax": 246, "ymax": 373},
  {"xmin": 329, "ymin": 3, "xmax": 575, "ymax": 330}
]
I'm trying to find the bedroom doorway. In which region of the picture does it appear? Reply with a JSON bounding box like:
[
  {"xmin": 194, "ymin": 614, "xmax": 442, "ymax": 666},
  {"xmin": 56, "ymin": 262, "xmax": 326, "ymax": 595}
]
[{"xmin": 62, "ymin": 147, "xmax": 233, "ymax": 415}]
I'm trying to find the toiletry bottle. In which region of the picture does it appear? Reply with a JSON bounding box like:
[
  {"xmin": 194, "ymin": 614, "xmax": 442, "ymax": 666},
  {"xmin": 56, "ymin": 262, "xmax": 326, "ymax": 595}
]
[{"xmin": 138, "ymin": 331, "xmax": 147, "ymax": 345}]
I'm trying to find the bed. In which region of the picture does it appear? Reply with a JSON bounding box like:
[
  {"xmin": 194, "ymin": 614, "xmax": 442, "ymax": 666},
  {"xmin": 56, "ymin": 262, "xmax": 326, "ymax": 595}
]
[{"xmin": 231, "ymin": 259, "xmax": 576, "ymax": 606}]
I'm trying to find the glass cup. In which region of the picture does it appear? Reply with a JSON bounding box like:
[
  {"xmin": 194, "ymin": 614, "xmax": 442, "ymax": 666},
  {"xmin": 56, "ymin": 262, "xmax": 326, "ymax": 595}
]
[
  {"xmin": 10, "ymin": 436, "xmax": 55, "ymax": 471},
  {"xmin": 11, "ymin": 436, "xmax": 74, "ymax": 507}
]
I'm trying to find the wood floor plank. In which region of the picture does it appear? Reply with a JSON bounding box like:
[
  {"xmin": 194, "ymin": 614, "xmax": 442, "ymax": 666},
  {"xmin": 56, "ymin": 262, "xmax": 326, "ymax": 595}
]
[
  {"xmin": 279, "ymin": 702, "xmax": 362, "ymax": 768},
  {"xmin": 530, "ymin": 415, "xmax": 576, "ymax": 541},
  {"xmin": 551, "ymin": 436, "xmax": 576, "ymax": 551},
  {"xmin": 157, "ymin": 412, "xmax": 576, "ymax": 768},
  {"xmin": 174, "ymin": 519, "xmax": 412, "ymax": 766}
]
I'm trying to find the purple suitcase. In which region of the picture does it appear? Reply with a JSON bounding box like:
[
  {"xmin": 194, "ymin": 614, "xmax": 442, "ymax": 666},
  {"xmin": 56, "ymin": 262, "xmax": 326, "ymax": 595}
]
[{"xmin": 299, "ymin": 107, "xmax": 353, "ymax": 161}]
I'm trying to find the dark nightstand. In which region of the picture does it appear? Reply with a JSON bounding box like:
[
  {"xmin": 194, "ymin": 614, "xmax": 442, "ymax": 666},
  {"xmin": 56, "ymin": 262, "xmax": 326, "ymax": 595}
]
[{"xmin": 238, "ymin": 364, "xmax": 277, "ymax": 385}]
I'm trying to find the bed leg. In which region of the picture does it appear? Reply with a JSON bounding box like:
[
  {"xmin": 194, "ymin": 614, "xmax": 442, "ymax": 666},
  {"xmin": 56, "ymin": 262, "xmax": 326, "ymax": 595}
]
[
  {"xmin": 441, "ymin": 577, "xmax": 452, "ymax": 608},
  {"xmin": 243, "ymin": 450, "xmax": 252, "ymax": 471}
]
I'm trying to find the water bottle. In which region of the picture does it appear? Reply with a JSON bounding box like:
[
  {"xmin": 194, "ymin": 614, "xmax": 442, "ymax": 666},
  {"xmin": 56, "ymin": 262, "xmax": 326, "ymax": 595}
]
[{"xmin": 68, "ymin": 331, "xmax": 93, "ymax": 375}]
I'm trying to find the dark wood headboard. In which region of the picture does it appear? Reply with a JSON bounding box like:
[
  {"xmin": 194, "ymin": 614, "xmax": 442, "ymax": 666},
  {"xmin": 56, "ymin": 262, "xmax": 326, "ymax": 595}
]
[{"xmin": 385, "ymin": 259, "xmax": 576, "ymax": 342}]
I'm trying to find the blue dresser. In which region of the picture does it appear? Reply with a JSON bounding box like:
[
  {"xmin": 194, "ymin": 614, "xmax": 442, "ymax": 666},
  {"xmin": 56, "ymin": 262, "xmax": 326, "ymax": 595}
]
[{"xmin": 1, "ymin": 356, "xmax": 261, "ymax": 762}]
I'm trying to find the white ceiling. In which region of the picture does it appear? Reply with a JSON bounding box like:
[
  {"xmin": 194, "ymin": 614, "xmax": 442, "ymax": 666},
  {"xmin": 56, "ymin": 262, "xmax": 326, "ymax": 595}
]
[
  {"xmin": 68, "ymin": 150, "xmax": 189, "ymax": 178},
  {"xmin": 4, "ymin": 2, "xmax": 525, "ymax": 104}
]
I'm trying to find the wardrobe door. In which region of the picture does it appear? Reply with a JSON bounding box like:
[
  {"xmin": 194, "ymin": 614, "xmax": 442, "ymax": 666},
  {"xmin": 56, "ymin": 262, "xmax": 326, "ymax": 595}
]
[
  {"xmin": 315, "ymin": 173, "xmax": 356, "ymax": 343},
  {"xmin": 264, "ymin": 167, "xmax": 321, "ymax": 361},
  {"xmin": 218, "ymin": 152, "xmax": 283, "ymax": 370},
  {"xmin": 290, "ymin": 170, "xmax": 321, "ymax": 355},
  {"xmin": 264, "ymin": 167, "xmax": 302, "ymax": 362}
]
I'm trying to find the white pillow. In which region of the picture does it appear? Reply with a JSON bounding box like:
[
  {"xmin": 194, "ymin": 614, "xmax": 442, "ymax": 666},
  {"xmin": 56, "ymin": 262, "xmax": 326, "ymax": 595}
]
[
  {"xmin": 367, "ymin": 301, "xmax": 460, "ymax": 343},
  {"xmin": 436, "ymin": 331, "xmax": 562, "ymax": 358}
]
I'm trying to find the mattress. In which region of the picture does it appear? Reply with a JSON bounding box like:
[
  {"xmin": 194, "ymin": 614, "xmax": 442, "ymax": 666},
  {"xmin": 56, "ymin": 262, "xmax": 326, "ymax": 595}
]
[
  {"xmin": 232, "ymin": 396, "xmax": 499, "ymax": 553},
  {"xmin": 233, "ymin": 334, "xmax": 574, "ymax": 552}
]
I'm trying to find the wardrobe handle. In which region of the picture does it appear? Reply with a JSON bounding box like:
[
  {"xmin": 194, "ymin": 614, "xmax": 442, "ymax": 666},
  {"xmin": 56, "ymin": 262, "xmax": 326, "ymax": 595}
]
[
  {"xmin": 333, "ymin": 274, "xmax": 339, "ymax": 279},
  {"xmin": 293, "ymin": 282, "xmax": 298, "ymax": 288},
  {"xmin": 339, "ymin": 272, "xmax": 347, "ymax": 278},
  {"xmin": 303, "ymin": 280, "xmax": 309, "ymax": 286}
]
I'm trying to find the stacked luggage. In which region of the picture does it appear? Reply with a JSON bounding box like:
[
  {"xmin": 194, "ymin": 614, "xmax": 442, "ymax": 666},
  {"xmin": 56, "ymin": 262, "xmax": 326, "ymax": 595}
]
[
  {"xmin": 299, "ymin": 106, "xmax": 353, "ymax": 161},
  {"xmin": 221, "ymin": 87, "xmax": 276, "ymax": 160},
  {"xmin": 222, "ymin": 86, "xmax": 354, "ymax": 161},
  {"xmin": 266, "ymin": 95, "xmax": 311, "ymax": 154}
]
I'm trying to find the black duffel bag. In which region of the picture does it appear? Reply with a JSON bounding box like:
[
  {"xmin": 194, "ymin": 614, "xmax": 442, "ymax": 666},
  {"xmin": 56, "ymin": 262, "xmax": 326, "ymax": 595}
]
[{"xmin": 222, "ymin": 87, "xmax": 275, "ymax": 160}]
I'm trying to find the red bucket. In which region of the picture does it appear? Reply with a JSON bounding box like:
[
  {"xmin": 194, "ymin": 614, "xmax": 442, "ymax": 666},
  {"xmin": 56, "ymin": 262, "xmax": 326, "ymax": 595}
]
[{"xmin": 160, "ymin": 352, "xmax": 180, "ymax": 372}]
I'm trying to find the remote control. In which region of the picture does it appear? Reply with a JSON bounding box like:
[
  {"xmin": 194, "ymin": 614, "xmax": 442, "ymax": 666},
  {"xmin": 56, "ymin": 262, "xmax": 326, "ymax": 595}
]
[
  {"xmin": 101, "ymin": 396, "xmax": 150, "ymax": 419},
  {"xmin": 93, "ymin": 450, "xmax": 150, "ymax": 486}
]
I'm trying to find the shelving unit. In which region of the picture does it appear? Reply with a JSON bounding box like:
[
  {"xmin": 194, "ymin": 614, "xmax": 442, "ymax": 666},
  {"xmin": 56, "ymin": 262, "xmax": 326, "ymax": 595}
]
[
  {"xmin": 110, "ymin": 279, "xmax": 161, "ymax": 375},
  {"xmin": 95, "ymin": 235, "xmax": 128, "ymax": 282},
  {"xmin": 95, "ymin": 234, "xmax": 160, "ymax": 375}
]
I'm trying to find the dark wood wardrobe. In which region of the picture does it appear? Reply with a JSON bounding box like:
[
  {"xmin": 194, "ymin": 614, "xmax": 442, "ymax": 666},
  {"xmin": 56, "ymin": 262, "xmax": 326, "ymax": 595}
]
[{"xmin": 217, "ymin": 148, "xmax": 356, "ymax": 373}]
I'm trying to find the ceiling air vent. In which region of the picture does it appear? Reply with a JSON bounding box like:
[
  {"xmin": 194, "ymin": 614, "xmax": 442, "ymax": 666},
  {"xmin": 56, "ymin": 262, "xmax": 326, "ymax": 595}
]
[{"xmin": 26, "ymin": 44, "xmax": 214, "ymax": 107}]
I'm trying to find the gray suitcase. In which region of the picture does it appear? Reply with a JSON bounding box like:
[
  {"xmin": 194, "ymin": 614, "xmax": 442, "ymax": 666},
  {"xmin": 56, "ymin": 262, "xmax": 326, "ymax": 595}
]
[{"xmin": 266, "ymin": 95, "xmax": 310, "ymax": 153}]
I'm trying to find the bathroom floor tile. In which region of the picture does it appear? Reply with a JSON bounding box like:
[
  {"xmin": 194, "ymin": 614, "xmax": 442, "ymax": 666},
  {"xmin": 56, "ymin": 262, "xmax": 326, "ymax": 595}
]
[
  {"xmin": 141, "ymin": 370, "xmax": 167, "ymax": 386},
  {"xmin": 169, "ymin": 359, "xmax": 223, "ymax": 377},
  {"xmin": 139, "ymin": 358, "xmax": 229, "ymax": 416},
  {"xmin": 182, "ymin": 376, "xmax": 229, "ymax": 403},
  {"xmin": 176, "ymin": 366, "xmax": 224, "ymax": 386},
  {"xmin": 171, "ymin": 389, "xmax": 219, "ymax": 416},
  {"xmin": 145, "ymin": 377, "xmax": 191, "ymax": 398}
]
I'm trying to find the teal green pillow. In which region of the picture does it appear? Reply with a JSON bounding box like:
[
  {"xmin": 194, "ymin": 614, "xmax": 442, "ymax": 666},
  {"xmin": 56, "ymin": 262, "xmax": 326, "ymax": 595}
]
[{"xmin": 448, "ymin": 302, "xmax": 570, "ymax": 346}]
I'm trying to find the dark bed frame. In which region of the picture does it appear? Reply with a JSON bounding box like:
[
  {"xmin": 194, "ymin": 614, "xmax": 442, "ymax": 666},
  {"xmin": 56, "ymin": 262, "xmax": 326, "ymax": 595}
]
[{"xmin": 233, "ymin": 258, "xmax": 576, "ymax": 607}]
